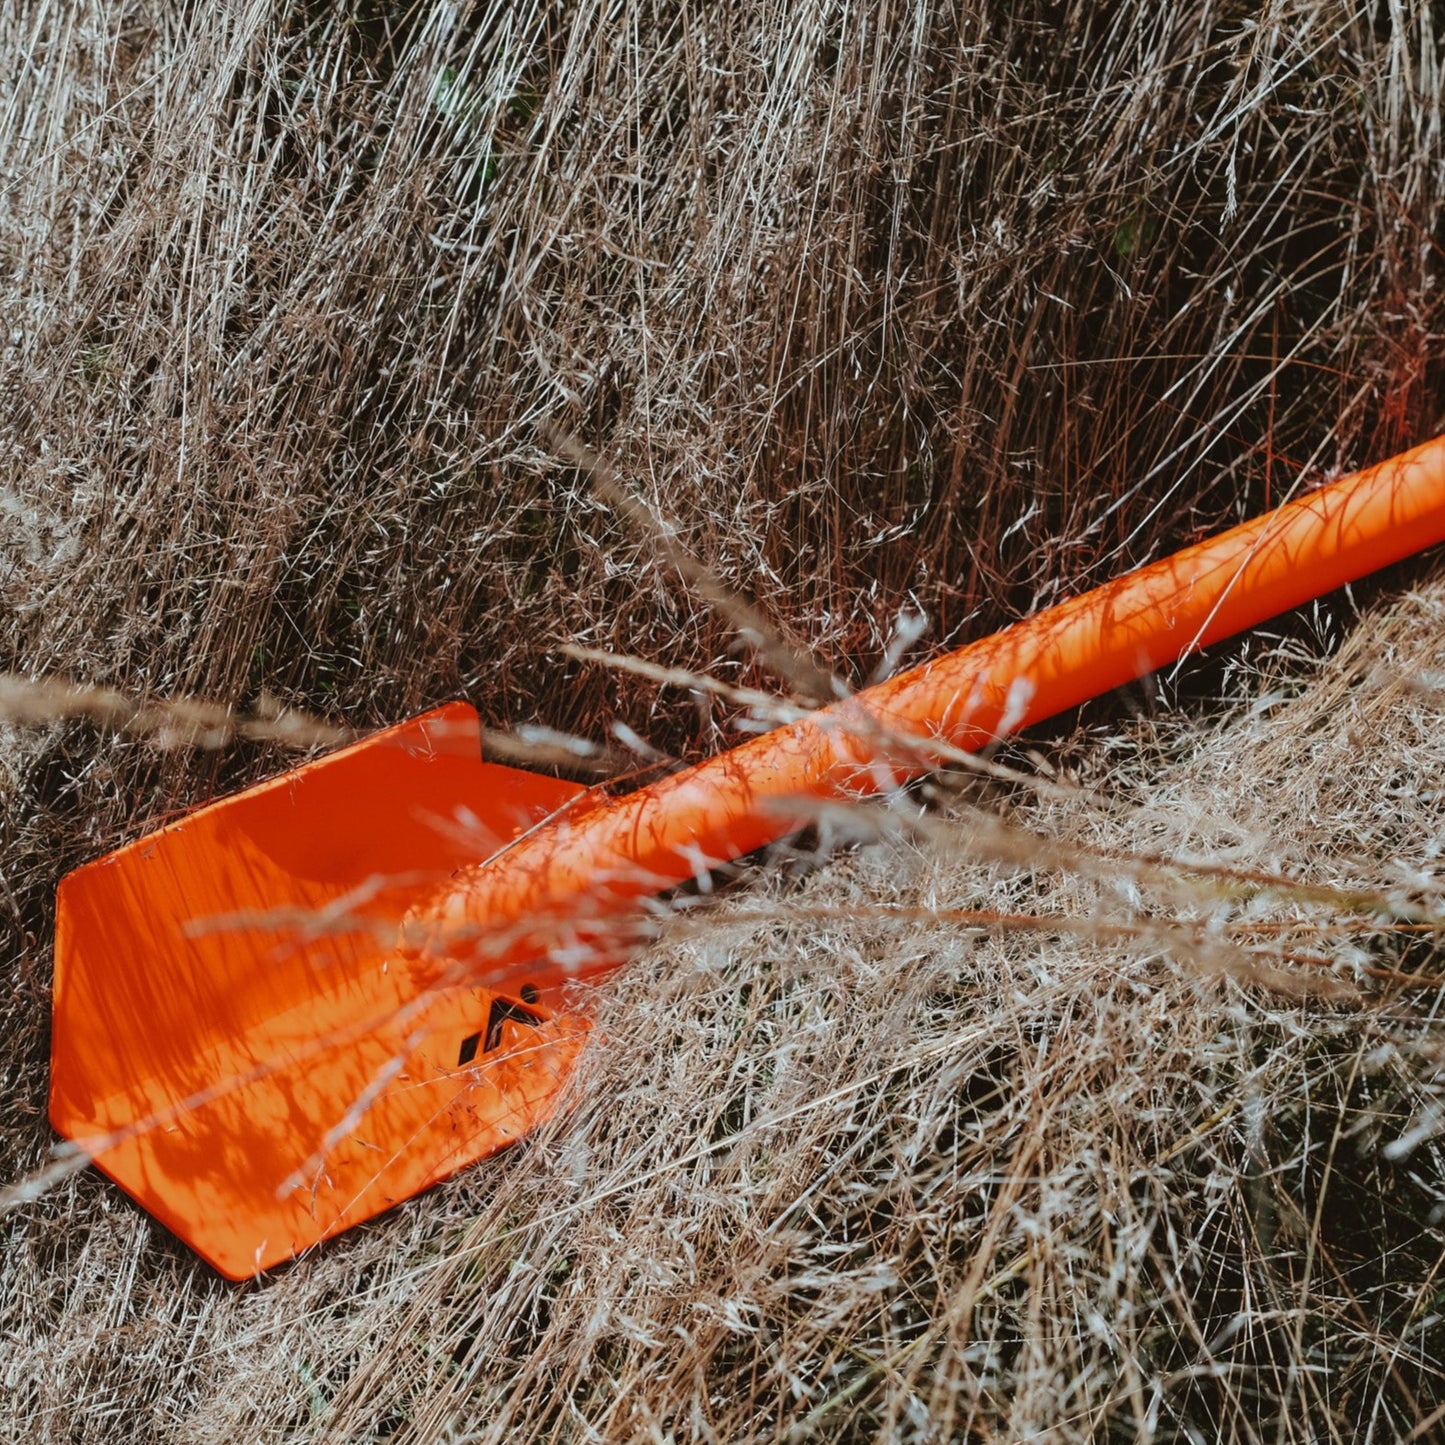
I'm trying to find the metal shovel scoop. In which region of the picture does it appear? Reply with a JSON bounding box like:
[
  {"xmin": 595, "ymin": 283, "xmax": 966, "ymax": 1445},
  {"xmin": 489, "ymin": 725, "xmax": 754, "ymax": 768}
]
[{"xmin": 50, "ymin": 703, "xmax": 591, "ymax": 1277}]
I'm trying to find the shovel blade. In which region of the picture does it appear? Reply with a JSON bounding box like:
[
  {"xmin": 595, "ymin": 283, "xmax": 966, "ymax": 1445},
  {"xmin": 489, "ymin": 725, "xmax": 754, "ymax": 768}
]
[{"xmin": 50, "ymin": 702, "xmax": 589, "ymax": 1278}]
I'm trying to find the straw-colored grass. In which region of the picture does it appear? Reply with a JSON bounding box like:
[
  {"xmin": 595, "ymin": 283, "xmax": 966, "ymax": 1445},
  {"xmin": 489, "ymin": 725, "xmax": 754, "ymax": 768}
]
[{"xmin": 3, "ymin": 1, "xmax": 1445, "ymax": 1440}]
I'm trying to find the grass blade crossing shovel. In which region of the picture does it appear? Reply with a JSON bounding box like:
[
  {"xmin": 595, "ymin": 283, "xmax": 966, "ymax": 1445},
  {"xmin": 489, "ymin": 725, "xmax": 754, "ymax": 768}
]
[{"xmin": 50, "ymin": 432, "xmax": 1445, "ymax": 1277}]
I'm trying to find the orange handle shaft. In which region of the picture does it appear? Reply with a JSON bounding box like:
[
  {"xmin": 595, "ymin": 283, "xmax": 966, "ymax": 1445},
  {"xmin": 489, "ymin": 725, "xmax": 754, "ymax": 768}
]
[{"xmin": 409, "ymin": 433, "xmax": 1445, "ymax": 981}]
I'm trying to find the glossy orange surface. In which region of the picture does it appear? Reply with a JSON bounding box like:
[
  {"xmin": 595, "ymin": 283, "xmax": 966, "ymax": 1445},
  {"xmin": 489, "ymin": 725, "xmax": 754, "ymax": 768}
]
[
  {"xmin": 404, "ymin": 433, "xmax": 1445, "ymax": 992},
  {"xmin": 50, "ymin": 433, "xmax": 1445, "ymax": 1275},
  {"xmin": 50, "ymin": 704, "xmax": 587, "ymax": 1278}
]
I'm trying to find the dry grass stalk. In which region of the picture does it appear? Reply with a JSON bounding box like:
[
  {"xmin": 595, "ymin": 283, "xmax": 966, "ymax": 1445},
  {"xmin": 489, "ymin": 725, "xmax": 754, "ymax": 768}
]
[{"xmin": 0, "ymin": 675, "xmax": 349, "ymax": 750}]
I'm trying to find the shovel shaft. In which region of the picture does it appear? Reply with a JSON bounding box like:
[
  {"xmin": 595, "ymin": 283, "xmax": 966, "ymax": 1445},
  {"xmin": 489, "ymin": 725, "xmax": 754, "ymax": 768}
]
[{"xmin": 408, "ymin": 433, "xmax": 1445, "ymax": 980}]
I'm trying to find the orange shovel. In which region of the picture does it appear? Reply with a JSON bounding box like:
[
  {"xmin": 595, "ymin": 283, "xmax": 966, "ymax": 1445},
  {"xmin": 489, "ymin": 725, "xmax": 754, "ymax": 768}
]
[{"xmin": 49, "ymin": 433, "xmax": 1445, "ymax": 1277}]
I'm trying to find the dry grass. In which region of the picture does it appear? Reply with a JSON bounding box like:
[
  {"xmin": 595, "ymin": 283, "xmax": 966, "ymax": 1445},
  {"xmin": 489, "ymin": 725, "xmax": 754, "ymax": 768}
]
[
  {"xmin": 3, "ymin": 0, "xmax": 1445, "ymax": 1440},
  {"xmin": 11, "ymin": 580, "xmax": 1445, "ymax": 1442}
]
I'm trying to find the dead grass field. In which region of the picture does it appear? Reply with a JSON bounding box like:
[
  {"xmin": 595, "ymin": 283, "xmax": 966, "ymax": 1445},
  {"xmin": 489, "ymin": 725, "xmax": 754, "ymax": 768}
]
[{"xmin": 3, "ymin": 0, "xmax": 1445, "ymax": 1440}]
